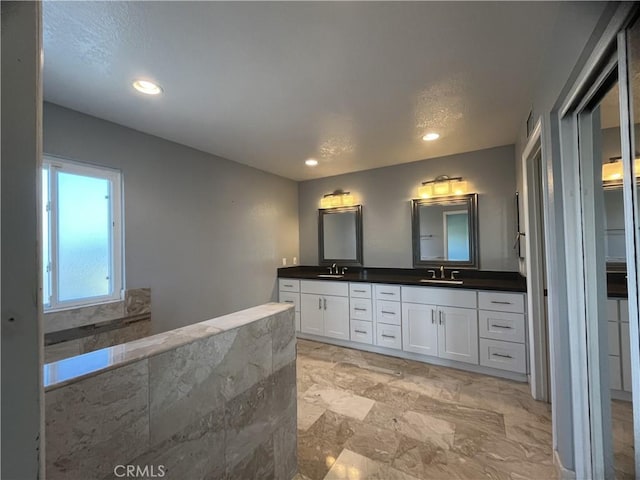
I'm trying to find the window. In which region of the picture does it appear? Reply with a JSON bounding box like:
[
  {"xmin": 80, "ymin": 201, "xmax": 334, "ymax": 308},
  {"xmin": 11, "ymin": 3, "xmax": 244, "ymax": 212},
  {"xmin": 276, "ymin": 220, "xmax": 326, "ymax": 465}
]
[{"xmin": 42, "ymin": 157, "xmax": 123, "ymax": 310}]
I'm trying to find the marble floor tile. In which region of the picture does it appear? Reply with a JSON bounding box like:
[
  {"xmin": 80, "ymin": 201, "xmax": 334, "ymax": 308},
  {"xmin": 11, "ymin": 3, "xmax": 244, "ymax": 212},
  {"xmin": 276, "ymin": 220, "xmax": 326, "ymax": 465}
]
[
  {"xmin": 296, "ymin": 340, "xmax": 633, "ymax": 480},
  {"xmin": 298, "ymin": 411, "xmax": 356, "ymax": 479},
  {"xmin": 389, "ymin": 373, "xmax": 462, "ymax": 402},
  {"xmin": 359, "ymin": 383, "xmax": 420, "ymax": 411},
  {"xmin": 298, "ymin": 398, "xmax": 328, "ymax": 431},
  {"xmin": 325, "ymin": 449, "xmax": 421, "ymax": 480},
  {"xmin": 303, "ymin": 384, "xmax": 375, "ymax": 421}
]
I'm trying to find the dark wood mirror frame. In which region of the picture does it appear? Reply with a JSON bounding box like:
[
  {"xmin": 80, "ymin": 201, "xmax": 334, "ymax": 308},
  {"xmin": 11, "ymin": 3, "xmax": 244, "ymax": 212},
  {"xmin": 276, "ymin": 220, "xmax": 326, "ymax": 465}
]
[
  {"xmin": 318, "ymin": 205, "xmax": 363, "ymax": 266},
  {"xmin": 411, "ymin": 193, "xmax": 479, "ymax": 269}
]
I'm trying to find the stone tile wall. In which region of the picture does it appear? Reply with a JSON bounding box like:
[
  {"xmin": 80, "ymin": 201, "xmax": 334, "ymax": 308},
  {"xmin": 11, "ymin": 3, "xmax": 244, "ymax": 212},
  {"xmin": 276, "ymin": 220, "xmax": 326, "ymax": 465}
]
[
  {"xmin": 45, "ymin": 304, "xmax": 297, "ymax": 480},
  {"xmin": 44, "ymin": 288, "xmax": 151, "ymax": 363}
]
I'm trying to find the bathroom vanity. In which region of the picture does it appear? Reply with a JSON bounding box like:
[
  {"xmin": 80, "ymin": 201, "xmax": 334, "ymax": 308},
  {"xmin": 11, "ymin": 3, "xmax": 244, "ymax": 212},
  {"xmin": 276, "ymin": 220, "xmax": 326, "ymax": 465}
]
[{"xmin": 279, "ymin": 267, "xmax": 529, "ymax": 382}]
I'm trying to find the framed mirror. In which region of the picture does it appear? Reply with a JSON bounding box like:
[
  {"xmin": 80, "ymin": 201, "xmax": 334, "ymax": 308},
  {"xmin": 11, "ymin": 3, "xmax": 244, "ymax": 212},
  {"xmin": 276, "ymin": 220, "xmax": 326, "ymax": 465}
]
[
  {"xmin": 603, "ymin": 184, "xmax": 626, "ymax": 271},
  {"xmin": 411, "ymin": 193, "xmax": 479, "ymax": 269},
  {"xmin": 318, "ymin": 205, "xmax": 363, "ymax": 266}
]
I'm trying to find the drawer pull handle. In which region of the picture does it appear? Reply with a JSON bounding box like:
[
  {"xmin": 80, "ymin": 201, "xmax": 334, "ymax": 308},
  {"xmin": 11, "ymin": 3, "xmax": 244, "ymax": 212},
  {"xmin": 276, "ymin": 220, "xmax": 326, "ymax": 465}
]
[
  {"xmin": 353, "ymin": 289, "xmax": 367, "ymax": 293},
  {"xmin": 354, "ymin": 329, "xmax": 367, "ymax": 334},
  {"xmin": 381, "ymin": 334, "xmax": 396, "ymax": 339},
  {"xmin": 439, "ymin": 310, "xmax": 443, "ymax": 325},
  {"xmin": 381, "ymin": 310, "xmax": 395, "ymax": 315},
  {"xmin": 354, "ymin": 307, "xmax": 367, "ymax": 312},
  {"xmin": 323, "ymin": 298, "xmax": 327, "ymax": 310},
  {"xmin": 431, "ymin": 309, "xmax": 435, "ymax": 324},
  {"xmin": 380, "ymin": 292, "xmax": 395, "ymax": 296},
  {"xmin": 284, "ymin": 300, "xmax": 294, "ymax": 303},
  {"xmin": 491, "ymin": 301, "xmax": 512, "ymax": 305},
  {"xmin": 283, "ymin": 284, "xmax": 293, "ymax": 288},
  {"xmin": 318, "ymin": 298, "xmax": 322, "ymax": 310},
  {"xmin": 491, "ymin": 324, "xmax": 512, "ymax": 329},
  {"xmin": 492, "ymin": 353, "xmax": 513, "ymax": 359}
]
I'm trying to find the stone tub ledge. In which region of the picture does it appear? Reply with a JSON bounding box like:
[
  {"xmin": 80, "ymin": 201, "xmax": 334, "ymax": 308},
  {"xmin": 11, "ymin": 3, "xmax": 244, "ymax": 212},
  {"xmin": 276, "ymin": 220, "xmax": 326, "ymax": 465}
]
[{"xmin": 44, "ymin": 302, "xmax": 294, "ymax": 391}]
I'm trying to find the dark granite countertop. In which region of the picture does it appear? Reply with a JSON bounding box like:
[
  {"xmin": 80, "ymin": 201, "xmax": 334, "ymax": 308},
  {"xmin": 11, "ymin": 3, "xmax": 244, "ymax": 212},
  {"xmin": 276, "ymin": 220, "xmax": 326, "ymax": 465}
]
[
  {"xmin": 278, "ymin": 266, "xmax": 527, "ymax": 293},
  {"xmin": 607, "ymin": 272, "xmax": 628, "ymax": 298}
]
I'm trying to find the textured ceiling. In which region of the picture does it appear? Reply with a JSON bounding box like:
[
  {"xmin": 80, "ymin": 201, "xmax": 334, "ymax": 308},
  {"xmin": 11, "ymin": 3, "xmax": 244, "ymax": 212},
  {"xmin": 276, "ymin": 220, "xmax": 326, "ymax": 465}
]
[{"xmin": 43, "ymin": 1, "xmax": 562, "ymax": 181}]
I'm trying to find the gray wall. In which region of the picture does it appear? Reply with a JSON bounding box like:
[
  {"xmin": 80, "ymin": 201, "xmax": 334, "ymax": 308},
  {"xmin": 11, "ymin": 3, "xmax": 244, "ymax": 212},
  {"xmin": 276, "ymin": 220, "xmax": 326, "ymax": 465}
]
[
  {"xmin": 1, "ymin": 2, "xmax": 44, "ymax": 477},
  {"xmin": 512, "ymin": 1, "xmax": 611, "ymax": 472},
  {"xmin": 44, "ymin": 103, "xmax": 299, "ymax": 334},
  {"xmin": 299, "ymin": 145, "xmax": 518, "ymax": 271}
]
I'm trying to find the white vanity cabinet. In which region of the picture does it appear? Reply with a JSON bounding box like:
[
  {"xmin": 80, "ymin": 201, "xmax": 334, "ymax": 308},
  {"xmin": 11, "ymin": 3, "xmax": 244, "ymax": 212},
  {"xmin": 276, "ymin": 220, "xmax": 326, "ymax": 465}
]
[
  {"xmin": 349, "ymin": 283, "xmax": 373, "ymax": 345},
  {"xmin": 401, "ymin": 287, "xmax": 479, "ymax": 364},
  {"xmin": 289, "ymin": 273, "xmax": 530, "ymax": 382},
  {"xmin": 278, "ymin": 279, "xmax": 301, "ymax": 331},
  {"xmin": 374, "ymin": 284, "xmax": 402, "ymax": 349},
  {"xmin": 299, "ymin": 280, "xmax": 350, "ymax": 340},
  {"xmin": 608, "ymin": 298, "xmax": 632, "ymax": 394},
  {"xmin": 477, "ymin": 291, "xmax": 527, "ymax": 374}
]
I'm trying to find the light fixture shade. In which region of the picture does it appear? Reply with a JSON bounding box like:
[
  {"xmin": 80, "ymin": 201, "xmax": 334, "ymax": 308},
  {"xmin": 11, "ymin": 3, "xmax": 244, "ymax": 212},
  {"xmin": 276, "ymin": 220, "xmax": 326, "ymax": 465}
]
[
  {"xmin": 320, "ymin": 190, "xmax": 355, "ymax": 208},
  {"xmin": 433, "ymin": 182, "xmax": 451, "ymax": 196},
  {"xmin": 320, "ymin": 196, "xmax": 332, "ymax": 208},
  {"xmin": 341, "ymin": 193, "xmax": 354, "ymax": 206},
  {"xmin": 602, "ymin": 158, "xmax": 640, "ymax": 182},
  {"xmin": 451, "ymin": 180, "xmax": 468, "ymax": 195},
  {"xmin": 603, "ymin": 160, "xmax": 623, "ymax": 182},
  {"xmin": 418, "ymin": 175, "xmax": 468, "ymax": 198},
  {"xmin": 418, "ymin": 184, "xmax": 433, "ymax": 198}
]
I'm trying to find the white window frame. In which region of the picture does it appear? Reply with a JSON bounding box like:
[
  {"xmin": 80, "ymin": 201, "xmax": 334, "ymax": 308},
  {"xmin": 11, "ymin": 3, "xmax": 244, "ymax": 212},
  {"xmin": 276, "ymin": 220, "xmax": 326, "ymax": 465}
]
[{"xmin": 42, "ymin": 155, "xmax": 124, "ymax": 311}]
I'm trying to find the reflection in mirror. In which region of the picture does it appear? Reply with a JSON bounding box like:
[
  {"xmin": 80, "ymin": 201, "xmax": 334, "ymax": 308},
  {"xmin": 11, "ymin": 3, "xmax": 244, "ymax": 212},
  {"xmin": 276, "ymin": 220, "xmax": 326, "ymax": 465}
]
[
  {"xmin": 318, "ymin": 205, "xmax": 363, "ymax": 265},
  {"xmin": 411, "ymin": 194, "xmax": 478, "ymax": 269}
]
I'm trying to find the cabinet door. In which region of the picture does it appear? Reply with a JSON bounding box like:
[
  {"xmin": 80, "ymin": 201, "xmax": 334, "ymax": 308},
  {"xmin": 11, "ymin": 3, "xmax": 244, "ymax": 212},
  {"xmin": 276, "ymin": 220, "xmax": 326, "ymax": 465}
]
[
  {"xmin": 324, "ymin": 295, "xmax": 350, "ymax": 340},
  {"xmin": 437, "ymin": 306, "xmax": 479, "ymax": 364},
  {"xmin": 300, "ymin": 293, "xmax": 324, "ymax": 336},
  {"xmin": 621, "ymin": 322, "xmax": 632, "ymax": 392},
  {"xmin": 402, "ymin": 303, "xmax": 438, "ymax": 356}
]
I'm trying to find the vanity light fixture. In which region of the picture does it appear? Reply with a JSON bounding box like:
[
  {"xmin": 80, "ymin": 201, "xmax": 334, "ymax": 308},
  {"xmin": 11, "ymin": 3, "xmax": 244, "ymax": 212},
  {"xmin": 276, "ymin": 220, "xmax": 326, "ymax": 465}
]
[
  {"xmin": 132, "ymin": 79, "xmax": 163, "ymax": 95},
  {"xmin": 602, "ymin": 156, "xmax": 640, "ymax": 184},
  {"xmin": 418, "ymin": 175, "xmax": 468, "ymax": 198},
  {"xmin": 320, "ymin": 189, "xmax": 354, "ymax": 208},
  {"xmin": 305, "ymin": 158, "xmax": 318, "ymax": 167},
  {"xmin": 422, "ymin": 132, "xmax": 440, "ymax": 142}
]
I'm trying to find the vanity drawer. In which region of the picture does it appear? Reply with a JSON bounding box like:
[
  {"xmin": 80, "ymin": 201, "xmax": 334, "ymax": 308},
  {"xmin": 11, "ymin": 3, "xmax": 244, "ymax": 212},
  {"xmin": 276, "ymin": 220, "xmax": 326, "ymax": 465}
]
[
  {"xmin": 279, "ymin": 291, "xmax": 300, "ymax": 311},
  {"xmin": 374, "ymin": 284, "xmax": 401, "ymax": 301},
  {"xmin": 351, "ymin": 298, "xmax": 373, "ymax": 321},
  {"xmin": 350, "ymin": 320, "xmax": 373, "ymax": 345},
  {"xmin": 350, "ymin": 283, "xmax": 372, "ymax": 299},
  {"xmin": 608, "ymin": 321, "xmax": 620, "ymax": 356},
  {"xmin": 478, "ymin": 310, "xmax": 526, "ymax": 344},
  {"xmin": 376, "ymin": 324, "xmax": 402, "ymax": 350},
  {"xmin": 279, "ymin": 279, "xmax": 300, "ymax": 293},
  {"xmin": 376, "ymin": 300, "xmax": 401, "ymax": 325},
  {"xmin": 479, "ymin": 339, "xmax": 527, "ymax": 374},
  {"xmin": 478, "ymin": 291, "xmax": 525, "ymax": 313},
  {"xmin": 401, "ymin": 286, "xmax": 477, "ymax": 309},
  {"xmin": 301, "ymin": 280, "xmax": 348, "ymax": 297}
]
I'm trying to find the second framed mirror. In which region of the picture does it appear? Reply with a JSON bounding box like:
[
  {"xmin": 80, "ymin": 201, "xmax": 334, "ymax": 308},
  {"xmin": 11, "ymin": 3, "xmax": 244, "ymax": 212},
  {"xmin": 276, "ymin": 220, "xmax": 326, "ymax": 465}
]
[{"xmin": 411, "ymin": 193, "xmax": 479, "ymax": 269}]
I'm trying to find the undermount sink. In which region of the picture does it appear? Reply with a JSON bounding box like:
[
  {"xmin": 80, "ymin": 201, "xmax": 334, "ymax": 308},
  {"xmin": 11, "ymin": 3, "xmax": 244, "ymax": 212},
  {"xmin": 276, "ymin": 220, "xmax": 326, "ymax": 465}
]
[
  {"xmin": 420, "ymin": 279, "xmax": 463, "ymax": 285},
  {"xmin": 317, "ymin": 274, "xmax": 344, "ymax": 278}
]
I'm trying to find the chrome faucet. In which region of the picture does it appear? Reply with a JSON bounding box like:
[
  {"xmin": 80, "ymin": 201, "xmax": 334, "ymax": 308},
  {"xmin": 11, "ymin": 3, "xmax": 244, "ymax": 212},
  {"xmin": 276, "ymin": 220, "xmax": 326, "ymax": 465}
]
[
  {"xmin": 440, "ymin": 265, "xmax": 445, "ymax": 279},
  {"xmin": 327, "ymin": 266, "xmax": 333, "ymax": 274},
  {"xmin": 341, "ymin": 266, "xmax": 348, "ymax": 275},
  {"xmin": 427, "ymin": 269, "xmax": 436, "ymax": 279},
  {"xmin": 332, "ymin": 263, "xmax": 337, "ymax": 274}
]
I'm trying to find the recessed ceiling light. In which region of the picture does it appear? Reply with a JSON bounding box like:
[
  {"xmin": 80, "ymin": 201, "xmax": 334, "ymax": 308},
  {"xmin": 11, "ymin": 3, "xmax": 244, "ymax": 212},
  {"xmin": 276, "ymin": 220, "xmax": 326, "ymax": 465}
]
[
  {"xmin": 132, "ymin": 79, "xmax": 163, "ymax": 95},
  {"xmin": 305, "ymin": 159, "xmax": 318, "ymax": 166},
  {"xmin": 422, "ymin": 132, "xmax": 440, "ymax": 142}
]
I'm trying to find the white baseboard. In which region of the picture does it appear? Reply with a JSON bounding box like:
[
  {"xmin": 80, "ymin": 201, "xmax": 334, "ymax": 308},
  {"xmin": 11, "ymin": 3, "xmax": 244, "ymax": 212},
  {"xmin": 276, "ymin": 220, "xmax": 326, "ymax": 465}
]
[{"xmin": 554, "ymin": 450, "xmax": 576, "ymax": 480}]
